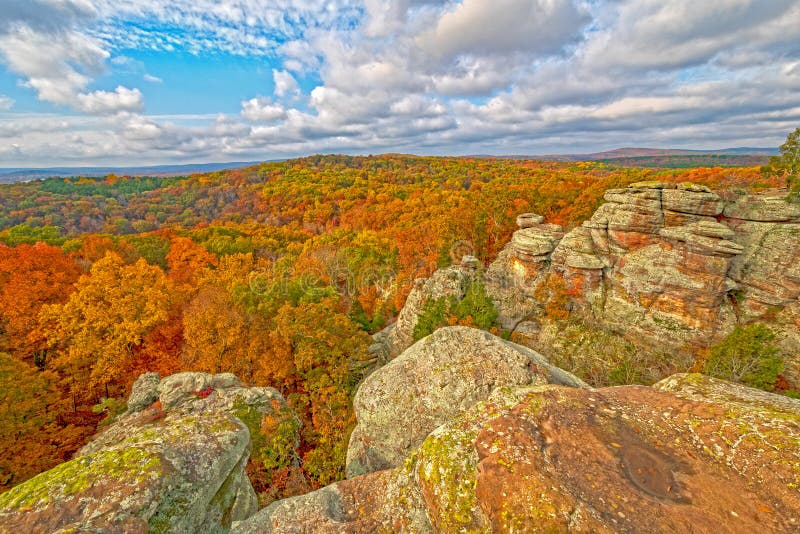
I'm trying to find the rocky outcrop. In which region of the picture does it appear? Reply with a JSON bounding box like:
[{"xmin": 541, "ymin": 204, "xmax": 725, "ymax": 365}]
[
  {"xmin": 550, "ymin": 182, "xmax": 744, "ymax": 337},
  {"xmin": 346, "ymin": 326, "xmax": 586, "ymax": 477},
  {"xmin": 484, "ymin": 215, "xmax": 561, "ymax": 331},
  {"xmin": 0, "ymin": 372, "xmax": 298, "ymax": 534},
  {"xmin": 235, "ymin": 374, "xmax": 800, "ymax": 533},
  {"xmin": 507, "ymin": 218, "xmax": 564, "ymax": 282},
  {"xmin": 483, "ymin": 183, "xmax": 800, "ymax": 354},
  {"xmin": 378, "ymin": 264, "xmax": 475, "ymax": 358}
]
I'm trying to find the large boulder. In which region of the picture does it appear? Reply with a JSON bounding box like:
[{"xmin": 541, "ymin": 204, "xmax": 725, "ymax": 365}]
[
  {"xmin": 237, "ymin": 374, "xmax": 800, "ymax": 533},
  {"xmin": 232, "ymin": 468, "xmax": 431, "ymax": 534},
  {"xmin": 345, "ymin": 326, "xmax": 586, "ymax": 477},
  {"xmin": 0, "ymin": 372, "xmax": 298, "ymax": 534}
]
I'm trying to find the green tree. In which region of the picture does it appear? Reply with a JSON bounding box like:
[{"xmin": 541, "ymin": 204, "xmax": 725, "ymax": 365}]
[
  {"xmin": 704, "ymin": 324, "xmax": 782, "ymax": 390},
  {"xmin": 762, "ymin": 127, "xmax": 800, "ymax": 197},
  {"xmin": 413, "ymin": 280, "xmax": 500, "ymax": 341}
]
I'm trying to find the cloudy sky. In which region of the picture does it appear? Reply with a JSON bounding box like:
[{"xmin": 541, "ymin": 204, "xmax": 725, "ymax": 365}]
[{"xmin": 0, "ymin": 0, "xmax": 799, "ymax": 166}]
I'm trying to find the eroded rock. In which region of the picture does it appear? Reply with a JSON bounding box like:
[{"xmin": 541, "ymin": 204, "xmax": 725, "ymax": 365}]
[
  {"xmin": 381, "ymin": 265, "xmax": 472, "ymax": 357},
  {"xmin": 346, "ymin": 326, "xmax": 586, "ymax": 477},
  {"xmin": 237, "ymin": 374, "xmax": 800, "ymax": 533},
  {"xmin": 0, "ymin": 372, "xmax": 297, "ymax": 534}
]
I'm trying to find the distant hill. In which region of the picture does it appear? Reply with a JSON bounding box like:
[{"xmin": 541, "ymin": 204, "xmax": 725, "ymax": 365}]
[
  {"xmin": 496, "ymin": 146, "xmax": 779, "ymax": 162},
  {"xmin": 0, "ymin": 147, "xmax": 780, "ymax": 183},
  {"xmin": 0, "ymin": 161, "xmax": 264, "ymax": 183},
  {"xmin": 476, "ymin": 147, "xmax": 778, "ymax": 168}
]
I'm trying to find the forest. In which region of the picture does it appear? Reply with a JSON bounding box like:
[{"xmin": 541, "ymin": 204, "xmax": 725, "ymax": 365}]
[{"xmin": 0, "ymin": 155, "xmax": 785, "ymax": 502}]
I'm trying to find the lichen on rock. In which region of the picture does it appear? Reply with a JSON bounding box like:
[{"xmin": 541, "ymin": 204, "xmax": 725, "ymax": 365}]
[{"xmin": 0, "ymin": 372, "xmax": 298, "ymax": 534}]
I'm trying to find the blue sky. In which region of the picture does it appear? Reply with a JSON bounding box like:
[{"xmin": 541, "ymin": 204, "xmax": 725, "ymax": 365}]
[{"xmin": 0, "ymin": 0, "xmax": 799, "ymax": 166}]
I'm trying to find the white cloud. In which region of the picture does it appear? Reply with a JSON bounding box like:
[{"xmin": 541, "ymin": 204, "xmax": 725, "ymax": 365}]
[
  {"xmin": 582, "ymin": 0, "xmax": 799, "ymax": 72},
  {"xmin": 418, "ymin": 0, "xmax": 589, "ymax": 62},
  {"xmin": 241, "ymin": 97, "xmax": 286, "ymax": 121},
  {"xmin": 143, "ymin": 73, "xmax": 163, "ymax": 83},
  {"xmin": 76, "ymin": 86, "xmax": 143, "ymax": 114},
  {"xmin": 272, "ymin": 69, "xmax": 300, "ymax": 98},
  {"xmin": 0, "ymin": 25, "xmax": 108, "ymax": 106},
  {"xmin": 1, "ymin": 0, "xmax": 800, "ymax": 166},
  {"xmin": 0, "ymin": 95, "xmax": 13, "ymax": 110}
]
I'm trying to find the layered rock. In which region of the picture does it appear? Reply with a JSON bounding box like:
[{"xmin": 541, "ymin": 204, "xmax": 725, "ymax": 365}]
[
  {"xmin": 0, "ymin": 372, "xmax": 298, "ymax": 534},
  {"xmin": 235, "ymin": 374, "xmax": 800, "ymax": 533},
  {"xmin": 507, "ymin": 219, "xmax": 564, "ymax": 281},
  {"xmin": 485, "ymin": 215, "xmax": 562, "ymax": 330},
  {"xmin": 346, "ymin": 326, "xmax": 586, "ymax": 477},
  {"xmin": 544, "ymin": 183, "xmax": 793, "ymax": 340}
]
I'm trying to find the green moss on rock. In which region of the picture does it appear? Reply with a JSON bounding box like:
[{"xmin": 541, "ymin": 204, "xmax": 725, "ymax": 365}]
[{"xmin": 0, "ymin": 447, "xmax": 161, "ymax": 510}]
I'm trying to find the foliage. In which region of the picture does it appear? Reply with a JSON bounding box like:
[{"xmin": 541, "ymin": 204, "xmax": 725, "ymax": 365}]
[
  {"xmin": 261, "ymin": 298, "xmax": 370, "ymax": 487},
  {"xmin": 413, "ymin": 298, "xmax": 450, "ymax": 342},
  {"xmin": 704, "ymin": 324, "xmax": 782, "ymax": 391},
  {"xmin": 0, "ymin": 243, "xmax": 81, "ymax": 366},
  {"xmin": 0, "ymin": 225, "xmax": 64, "ymax": 246},
  {"xmin": 762, "ymin": 127, "xmax": 800, "ymax": 199},
  {"xmin": 40, "ymin": 253, "xmax": 174, "ymax": 401},
  {"xmin": 413, "ymin": 280, "xmax": 500, "ymax": 341},
  {"xmin": 0, "ymin": 354, "xmax": 61, "ymax": 488},
  {"xmin": 0, "ymin": 154, "xmax": 784, "ymax": 497},
  {"xmin": 0, "ymin": 354, "xmax": 95, "ymax": 490}
]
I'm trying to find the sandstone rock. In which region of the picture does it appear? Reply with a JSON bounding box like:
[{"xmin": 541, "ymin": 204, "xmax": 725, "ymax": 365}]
[
  {"xmin": 727, "ymin": 220, "xmax": 800, "ymax": 309},
  {"xmin": 240, "ymin": 375, "xmax": 800, "ymax": 533},
  {"xmin": 459, "ymin": 254, "xmax": 481, "ymax": 269},
  {"xmin": 676, "ymin": 182, "xmax": 713, "ymax": 193},
  {"xmin": 497, "ymin": 184, "xmax": 799, "ymax": 352},
  {"xmin": 663, "ymin": 209, "xmax": 717, "ymax": 227},
  {"xmin": 724, "ymin": 192, "xmax": 800, "ymax": 222},
  {"xmin": 125, "ymin": 371, "xmax": 161, "ymax": 414},
  {"xmin": 662, "ymin": 188, "xmax": 724, "ymax": 216},
  {"xmin": 232, "ymin": 468, "xmax": 432, "ymax": 534},
  {"xmin": 551, "ymin": 226, "xmax": 605, "ymax": 270},
  {"xmin": 510, "ymin": 223, "xmax": 564, "ymax": 261},
  {"xmin": 607, "ymin": 242, "xmax": 734, "ymax": 331},
  {"xmin": 516, "ymin": 212, "xmax": 544, "ymax": 228},
  {"xmin": 345, "ymin": 326, "xmax": 586, "ymax": 477},
  {"xmin": 658, "ymin": 222, "xmax": 744, "ymax": 257},
  {"xmin": 484, "ymin": 247, "xmax": 541, "ymax": 330},
  {"xmin": 627, "ymin": 180, "xmax": 671, "ymax": 189},
  {"xmin": 602, "ymin": 189, "xmax": 665, "ymax": 245},
  {"xmin": 604, "ymin": 187, "xmax": 662, "ymax": 209},
  {"xmin": 0, "ymin": 372, "xmax": 297, "ymax": 534},
  {"xmin": 382, "ymin": 265, "xmax": 472, "ymax": 356}
]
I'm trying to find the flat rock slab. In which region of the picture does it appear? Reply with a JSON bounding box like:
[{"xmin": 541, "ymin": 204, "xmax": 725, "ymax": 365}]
[{"xmin": 240, "ymin": 374, "xmax": 800, "ymax": 533}]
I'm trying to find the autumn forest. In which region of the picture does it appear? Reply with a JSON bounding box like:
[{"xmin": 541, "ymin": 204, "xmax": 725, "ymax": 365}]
[{"xmin": 0, "ymin": 155, "xmax": 784, "ymax": 502}]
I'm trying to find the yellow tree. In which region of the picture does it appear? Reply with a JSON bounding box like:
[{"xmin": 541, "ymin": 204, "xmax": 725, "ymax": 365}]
[
  {"xmin": 40, "ymin": 252, "xmax": 173, "ymax": 401},
  {"xmin": 181, "ymin": 253, "xmax": 268, "ymax": 381}
]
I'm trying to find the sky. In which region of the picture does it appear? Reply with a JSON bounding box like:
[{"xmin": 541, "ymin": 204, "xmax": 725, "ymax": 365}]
[{"xmin": 0, "ymin": 0, "xmax": 799, "ymax": 167}]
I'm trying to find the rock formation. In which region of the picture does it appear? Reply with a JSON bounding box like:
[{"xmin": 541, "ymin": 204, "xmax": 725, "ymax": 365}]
[
  {"xmin": 485, "ymin": 184, "xmax": 800, "ymax": 373},
  {"xmin": 4, "ymin": 183, "xmax": 799, "ymax": 534},
  {"xmin": 234, "ymin": 373, "xmax": 800, "ymax": 533},
  {"xmin": 346, "ymin": 326, "xmax": 586, "ymax": 477},
  {"xmin": 0, "ymin": 372, "xmax": 298, "ymax": 534},
  {"xmin": 376, "ymin": 262, "xmax": 476, "ymax": 358}
]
